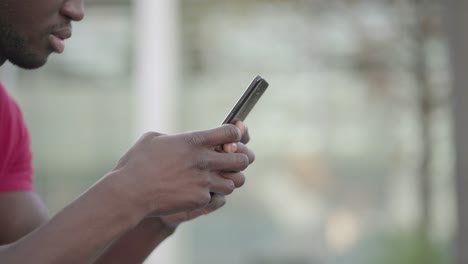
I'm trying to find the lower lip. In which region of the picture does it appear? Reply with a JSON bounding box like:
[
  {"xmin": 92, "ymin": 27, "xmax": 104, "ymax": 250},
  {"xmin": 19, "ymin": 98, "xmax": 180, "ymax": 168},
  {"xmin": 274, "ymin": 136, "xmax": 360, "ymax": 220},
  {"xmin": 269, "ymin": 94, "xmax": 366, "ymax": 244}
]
[{"xmin": 49, "ymin": 34, "xmax": 65, "ymax": 54}]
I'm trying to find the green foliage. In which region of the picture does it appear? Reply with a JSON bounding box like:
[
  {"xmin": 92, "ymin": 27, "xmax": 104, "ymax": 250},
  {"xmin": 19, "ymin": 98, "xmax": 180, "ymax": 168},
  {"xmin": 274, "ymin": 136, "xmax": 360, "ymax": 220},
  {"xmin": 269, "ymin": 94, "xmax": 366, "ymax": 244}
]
[
  {"xmin": 251, "ymin": 257, "xmax": 308, "ymax": 264},
  {"xmin": 374, "ymin": 230, "xmax": 452, "ymax": 264}
]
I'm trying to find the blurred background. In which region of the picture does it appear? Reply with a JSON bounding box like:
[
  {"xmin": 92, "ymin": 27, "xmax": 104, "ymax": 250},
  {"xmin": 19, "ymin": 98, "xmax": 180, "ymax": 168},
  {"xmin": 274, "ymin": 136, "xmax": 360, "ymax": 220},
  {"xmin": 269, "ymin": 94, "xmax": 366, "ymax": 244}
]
[{"xmin": 0, "ymin": 0, "xmax": 463, "ymax": 263}]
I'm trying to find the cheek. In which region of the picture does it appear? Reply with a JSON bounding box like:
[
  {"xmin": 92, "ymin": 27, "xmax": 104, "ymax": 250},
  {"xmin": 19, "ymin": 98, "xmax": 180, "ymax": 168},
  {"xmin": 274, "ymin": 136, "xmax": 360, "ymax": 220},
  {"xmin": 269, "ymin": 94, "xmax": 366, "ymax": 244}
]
[{"xmin": 8, "ymin": 1, "xmax": 60, "ymax": 42}]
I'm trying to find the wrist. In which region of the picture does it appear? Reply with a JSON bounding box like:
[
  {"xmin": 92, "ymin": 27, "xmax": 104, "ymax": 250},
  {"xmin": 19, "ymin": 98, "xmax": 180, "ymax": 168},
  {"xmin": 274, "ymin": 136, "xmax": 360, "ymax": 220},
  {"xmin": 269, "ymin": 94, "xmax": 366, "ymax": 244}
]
[
  {"xmin": 140, "ymin": 217, "xmax": 177, "ymax": 237},
  {"xmin": 157, "ymin": 216, "xmax": 180, "ymax": 232},
  {"xmin": 100, "ymin": 170, "xmax": 149, "ymax": 227},
  {"xmin": 157, "ymin": 218, "xmax": 178, "ymax": 236}
]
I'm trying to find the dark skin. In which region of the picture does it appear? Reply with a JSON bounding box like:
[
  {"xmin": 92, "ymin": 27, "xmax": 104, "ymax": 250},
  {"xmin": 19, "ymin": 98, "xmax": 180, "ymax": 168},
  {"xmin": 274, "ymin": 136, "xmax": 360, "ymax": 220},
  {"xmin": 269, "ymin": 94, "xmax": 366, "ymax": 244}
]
[{"xmin": 0, "ymin": 0, "xmax": 256, "ymax": 262}]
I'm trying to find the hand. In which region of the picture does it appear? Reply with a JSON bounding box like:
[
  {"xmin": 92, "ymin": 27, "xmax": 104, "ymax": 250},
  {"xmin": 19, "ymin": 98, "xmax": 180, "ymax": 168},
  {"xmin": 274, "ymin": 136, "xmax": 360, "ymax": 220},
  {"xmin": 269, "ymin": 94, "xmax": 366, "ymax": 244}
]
[
  {"xmin": 153, "ymin": 194, "xmax": 227, "ymax": 229},
  {"xmin": 110, "ymin": 125, "xmax": 252, "ymax": 218},
  {"xmin": 221, "ymin": 121, "xmax": 255, "ymax": 194},
  {"xmin": 147, "ymin": 140, "xmax": 255, "ymax": 226},
  {"xmin": 222, "ymin": 121, "xmax": 251, "ymax": 153},
  {"xmin": 147, "ymin": 122, "xmax": 255, "ymax": 228}
]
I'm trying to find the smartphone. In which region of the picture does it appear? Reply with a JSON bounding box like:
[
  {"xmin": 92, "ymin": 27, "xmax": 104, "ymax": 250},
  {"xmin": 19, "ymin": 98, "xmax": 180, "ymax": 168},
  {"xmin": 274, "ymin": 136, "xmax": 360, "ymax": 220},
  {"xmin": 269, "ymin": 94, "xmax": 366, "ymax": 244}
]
[{"xmin": 222, "ymin": 75, "xmax": 269, "ymax": 124}]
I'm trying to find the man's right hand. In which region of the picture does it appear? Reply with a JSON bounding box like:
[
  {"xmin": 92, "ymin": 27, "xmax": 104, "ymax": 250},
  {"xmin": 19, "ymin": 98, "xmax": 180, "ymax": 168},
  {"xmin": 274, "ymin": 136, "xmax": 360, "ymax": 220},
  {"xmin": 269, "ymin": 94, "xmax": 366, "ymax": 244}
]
[{"xmin": 109, "ymin": 124, "xmax": 252, "ymax": 218}]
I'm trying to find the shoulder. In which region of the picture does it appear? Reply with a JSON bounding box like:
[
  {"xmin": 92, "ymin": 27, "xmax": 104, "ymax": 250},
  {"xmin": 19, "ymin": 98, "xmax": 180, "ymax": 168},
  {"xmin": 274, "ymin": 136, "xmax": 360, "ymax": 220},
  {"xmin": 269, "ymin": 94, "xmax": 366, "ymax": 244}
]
[
  {"xmin": 0, "ymin": 82, "xmax": 23, "ymax": 127},
  {"xmin": 0, "ymin": 82, "xmax": 34, "ymax": 192}
]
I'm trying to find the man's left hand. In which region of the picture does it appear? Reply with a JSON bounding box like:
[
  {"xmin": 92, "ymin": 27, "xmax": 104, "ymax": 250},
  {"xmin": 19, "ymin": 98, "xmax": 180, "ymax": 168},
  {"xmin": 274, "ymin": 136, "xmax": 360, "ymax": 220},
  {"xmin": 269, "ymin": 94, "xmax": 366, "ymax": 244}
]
[{"xmin": 149, "ymin": 121, "xmax": 254, "ymax": 229}]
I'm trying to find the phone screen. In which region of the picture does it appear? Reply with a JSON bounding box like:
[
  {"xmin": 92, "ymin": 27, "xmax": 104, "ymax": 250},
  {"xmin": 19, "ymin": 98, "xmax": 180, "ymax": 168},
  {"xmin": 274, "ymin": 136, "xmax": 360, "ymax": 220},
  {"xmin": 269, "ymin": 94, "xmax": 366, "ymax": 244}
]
[{"xmin": 222, "ymin": 75, "xmax": 269, "ymax": 124}]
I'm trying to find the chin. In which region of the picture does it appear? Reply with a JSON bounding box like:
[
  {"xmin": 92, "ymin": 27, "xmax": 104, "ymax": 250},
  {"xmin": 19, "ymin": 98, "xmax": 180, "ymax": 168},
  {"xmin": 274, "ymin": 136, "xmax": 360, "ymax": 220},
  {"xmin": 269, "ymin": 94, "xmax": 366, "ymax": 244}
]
[{"xmin": 9, "ymin": 53, "xmax": 49, "ymax": 70}]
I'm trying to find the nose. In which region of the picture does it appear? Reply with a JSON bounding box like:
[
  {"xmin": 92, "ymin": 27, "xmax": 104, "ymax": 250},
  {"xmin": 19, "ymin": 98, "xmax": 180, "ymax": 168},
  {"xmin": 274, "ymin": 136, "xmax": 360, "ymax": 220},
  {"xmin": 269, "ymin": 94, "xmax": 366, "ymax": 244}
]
[{"xmin": 60, "ymin": 0, "xmax": 85, "ymax": 22}]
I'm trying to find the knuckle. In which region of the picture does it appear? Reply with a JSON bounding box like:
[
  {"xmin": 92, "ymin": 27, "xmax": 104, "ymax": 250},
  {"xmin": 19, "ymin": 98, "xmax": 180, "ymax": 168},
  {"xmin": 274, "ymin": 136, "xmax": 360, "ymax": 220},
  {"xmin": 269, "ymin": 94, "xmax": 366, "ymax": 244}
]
[
  {"xmin": 196, "ymin": 157, "xmax": 212, "ymax": 171},
  {"xmin": 198, "ymin": 175, "xmax": 211, "ymax": 188},
  {"xmin": 219, "ymin": 196, "xmax": 226, "ymax": 207},
  {"xmin": 249, "ymin": 150, "xmax": 256, "ymax": 164},
  {"xmin": 142, "ymin": 131, "xmax": 158, "ymax": 140},
  {"xmin": 238, "ymin": 143, "xmax": 251, "ymax": 152},
  {"xmin": 224, "ymin": 125, "xmax": 241, "ymax": 142},
  {"xmin": 237, "ymin": 173, "xmax": 246, "ymax": 187},
  {"xmin": 184, "ymin": 132, "xmax": 206, "ymax": 147},
  {"xmin": 141, "ymin": 131, "xmax": 165, "ymax": 145},
  {"xmin": 236, "ymin": 142, "xmax": 246, "ymax": 153},
  {"xmin": 229, "ymin": 172, "xmax": 245, "ymax": 188},
  {"xmin": 214, "ymin": 195, "xmax": 226, "ymax": 207},
  {"xmin": 242, "ymin": 134, "xmax": 250, "ymax": 144},
  {"xmin": 190, "ymin": 192, "xmax": 211, "ymax": 208},
  {"xmin": 236, "ymin": 154, "xmax": 250, "ymax": 170},
  {"xmin": 225, "ymin": 180, "xmax": 235, "ymax": 194},
  {"xmin": 198, "ymin": 192, "xmax": 212, "ymax": 206},
  {"xmin": 206, "ymin": 195, "xmax": 225, "ymax": 211}
]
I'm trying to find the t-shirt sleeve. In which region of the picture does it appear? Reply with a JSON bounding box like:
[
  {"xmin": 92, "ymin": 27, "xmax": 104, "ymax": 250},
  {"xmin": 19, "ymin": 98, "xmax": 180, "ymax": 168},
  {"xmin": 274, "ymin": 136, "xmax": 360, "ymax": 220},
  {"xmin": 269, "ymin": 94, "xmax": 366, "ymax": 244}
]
[{"xmin": 0, "ymin": 84, "xmax": 34, "ymax": 192}]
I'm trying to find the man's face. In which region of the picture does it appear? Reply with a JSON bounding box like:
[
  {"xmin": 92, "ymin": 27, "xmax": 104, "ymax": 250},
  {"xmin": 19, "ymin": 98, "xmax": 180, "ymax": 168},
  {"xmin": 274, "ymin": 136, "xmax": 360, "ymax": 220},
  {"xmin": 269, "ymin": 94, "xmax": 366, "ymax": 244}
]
[{"xmin": 0, "ymin": 0, "xmax": 84, "ymax": 69}]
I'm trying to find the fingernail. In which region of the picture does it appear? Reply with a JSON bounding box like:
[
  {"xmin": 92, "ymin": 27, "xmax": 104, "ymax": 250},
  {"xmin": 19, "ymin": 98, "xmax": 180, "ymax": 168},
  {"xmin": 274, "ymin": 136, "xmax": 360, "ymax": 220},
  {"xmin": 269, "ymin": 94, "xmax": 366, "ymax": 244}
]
[
  {"xmin": 223, "ymin": 143, "xmax": 237, "ymax": 153},
  {"xmin": 231, "ymin": 143, "xmax": 238, "ymax": 152}
]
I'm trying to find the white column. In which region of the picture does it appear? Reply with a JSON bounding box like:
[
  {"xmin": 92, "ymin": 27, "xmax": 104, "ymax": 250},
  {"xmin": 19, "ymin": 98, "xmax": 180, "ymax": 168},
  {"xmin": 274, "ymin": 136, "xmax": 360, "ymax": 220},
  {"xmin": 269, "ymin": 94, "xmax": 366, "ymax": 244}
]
[
  {"xmin": 133, "ymin": 1, "xmax": 182, "ymax": 264},
  {"xmin": 134, "ymin": 0, "xmax": 179, "ymax": 135}
]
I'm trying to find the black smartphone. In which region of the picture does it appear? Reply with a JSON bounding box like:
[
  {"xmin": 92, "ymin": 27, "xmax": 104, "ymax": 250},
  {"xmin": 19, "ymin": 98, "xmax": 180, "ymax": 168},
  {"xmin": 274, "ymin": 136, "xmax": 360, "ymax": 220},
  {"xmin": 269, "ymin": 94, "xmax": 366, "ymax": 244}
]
[{"xmin": 222, "ymin": 75, "xmax": 269, "ymax": 124}]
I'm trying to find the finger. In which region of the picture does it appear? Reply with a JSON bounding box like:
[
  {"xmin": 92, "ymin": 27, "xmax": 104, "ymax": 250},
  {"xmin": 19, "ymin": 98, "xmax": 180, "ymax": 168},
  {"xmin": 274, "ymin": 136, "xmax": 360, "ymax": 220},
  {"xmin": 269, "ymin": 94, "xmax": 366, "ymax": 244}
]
[
  {"xmin": 190, "ymin": 195, "xmax": 226, "ymax": 217},
  {"xmin": 209, "ymin": 175, "xmax": 235, "ymax": 195},
  {"xmin": 222, "ymin": 172, "xmax": 246, "ymax": 188},
  {"xmin": 223, "ymin": 142, "xmax": 238, "ymax": 153},
  {"xmin": 204, "ymin": 194, "xmax": 226, "ymax": 214},
  {"xmin": 204, "ymin": 152, "xmax": 250, "ymax": 172},
  {"xmin": 235, "ymin": 121, "xmax": 250, "ymax": 144},
  {"xmin": 184, "ymin": 125, "xmax": 241, "ymax": 147},
  {"xmin": 234, "ymin": 143, "xmax": 255, "ymax": 164}
]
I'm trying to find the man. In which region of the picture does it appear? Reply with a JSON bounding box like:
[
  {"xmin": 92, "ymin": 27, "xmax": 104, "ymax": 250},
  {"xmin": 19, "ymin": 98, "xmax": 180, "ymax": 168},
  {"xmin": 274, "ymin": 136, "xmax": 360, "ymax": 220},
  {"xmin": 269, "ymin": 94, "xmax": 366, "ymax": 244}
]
[{"xmin": 0, "ymin": 0, "xmax": 255, "ymax": 263}]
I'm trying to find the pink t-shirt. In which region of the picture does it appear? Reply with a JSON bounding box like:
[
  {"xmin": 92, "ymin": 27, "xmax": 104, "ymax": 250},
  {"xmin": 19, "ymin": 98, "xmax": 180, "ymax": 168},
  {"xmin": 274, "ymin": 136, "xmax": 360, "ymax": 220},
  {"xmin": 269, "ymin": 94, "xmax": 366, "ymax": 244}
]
[{"xmin": 0, "ymin": 82, "xmax": 33, "ymax": 192}]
